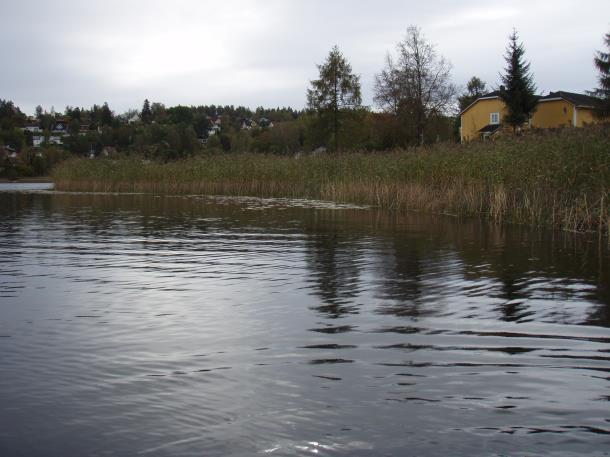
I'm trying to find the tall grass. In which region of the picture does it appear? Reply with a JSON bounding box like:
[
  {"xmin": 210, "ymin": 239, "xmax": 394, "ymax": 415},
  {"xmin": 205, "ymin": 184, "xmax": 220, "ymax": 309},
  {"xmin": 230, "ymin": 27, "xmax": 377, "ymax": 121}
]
[{"xmin": 53, "ymin": 125, "xmax": 610, "ymax": 232}]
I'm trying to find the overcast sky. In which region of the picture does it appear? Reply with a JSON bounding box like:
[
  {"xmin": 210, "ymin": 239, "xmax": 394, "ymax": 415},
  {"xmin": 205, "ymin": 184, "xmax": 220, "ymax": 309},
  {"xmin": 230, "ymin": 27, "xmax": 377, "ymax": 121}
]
[{"xmin": 2, "ymin": 0, "xmax": 609, "ymax": 115}]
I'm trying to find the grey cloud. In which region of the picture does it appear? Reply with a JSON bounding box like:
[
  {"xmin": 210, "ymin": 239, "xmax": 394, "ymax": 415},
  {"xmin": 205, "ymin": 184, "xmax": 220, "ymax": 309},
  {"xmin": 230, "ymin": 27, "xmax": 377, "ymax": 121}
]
[{"xmin": 2, "ymin": 0, "xmax": 608, "ymax": 115}]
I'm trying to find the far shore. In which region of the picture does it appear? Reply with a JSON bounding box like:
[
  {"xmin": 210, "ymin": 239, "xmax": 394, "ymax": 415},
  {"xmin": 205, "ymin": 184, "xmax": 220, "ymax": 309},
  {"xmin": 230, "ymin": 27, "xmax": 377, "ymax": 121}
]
[{"xmin": 0, "ymin": 177, "xmax": 53, "ymax": 183}]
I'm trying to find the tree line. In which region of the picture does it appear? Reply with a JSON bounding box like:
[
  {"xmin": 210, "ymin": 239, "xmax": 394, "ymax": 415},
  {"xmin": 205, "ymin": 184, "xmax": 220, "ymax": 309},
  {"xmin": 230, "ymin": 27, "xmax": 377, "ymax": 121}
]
[
  {"xmin": 2, "ymin": 25, "xmax": 609, "ymax": 177},
  {"xmin": 308, "ymin": 27, "xmax": 610, "ymax": 147}
]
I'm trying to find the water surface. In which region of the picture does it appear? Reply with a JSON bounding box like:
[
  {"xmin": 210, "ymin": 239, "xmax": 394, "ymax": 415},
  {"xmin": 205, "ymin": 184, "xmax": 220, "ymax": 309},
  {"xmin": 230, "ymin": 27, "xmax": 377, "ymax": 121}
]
[{"xmin": 1, "ymin": 189, "xmax": 609, "ymax": 456}]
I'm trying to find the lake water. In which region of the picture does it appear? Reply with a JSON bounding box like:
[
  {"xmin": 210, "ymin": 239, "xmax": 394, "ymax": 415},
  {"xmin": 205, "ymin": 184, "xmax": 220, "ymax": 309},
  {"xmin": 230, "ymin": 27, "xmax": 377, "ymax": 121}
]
[{"xmin": 1, "ymin": 185, "xmax": 609, "ymax": 456}]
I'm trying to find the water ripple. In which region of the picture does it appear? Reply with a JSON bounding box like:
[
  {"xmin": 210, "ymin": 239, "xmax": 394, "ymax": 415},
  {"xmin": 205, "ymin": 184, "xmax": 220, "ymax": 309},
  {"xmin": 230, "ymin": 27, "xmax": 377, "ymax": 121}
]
[{"xmin": 1, "ymin": 190, "xmax": 609, "ymax": 456}]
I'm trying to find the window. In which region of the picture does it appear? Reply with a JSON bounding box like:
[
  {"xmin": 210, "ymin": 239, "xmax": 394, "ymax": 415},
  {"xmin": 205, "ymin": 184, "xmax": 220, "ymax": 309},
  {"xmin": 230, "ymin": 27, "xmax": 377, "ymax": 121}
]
[{"xmin": 490, "ymin": 112, "xmax": 500, "ymax": 125}]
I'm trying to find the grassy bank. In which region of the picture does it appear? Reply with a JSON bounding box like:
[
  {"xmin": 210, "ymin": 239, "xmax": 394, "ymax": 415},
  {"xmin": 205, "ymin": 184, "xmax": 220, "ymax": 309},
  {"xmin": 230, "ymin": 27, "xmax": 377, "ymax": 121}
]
[{"xmin": 53, "ymin": 125, "xmax": 610, "ymax": 233}]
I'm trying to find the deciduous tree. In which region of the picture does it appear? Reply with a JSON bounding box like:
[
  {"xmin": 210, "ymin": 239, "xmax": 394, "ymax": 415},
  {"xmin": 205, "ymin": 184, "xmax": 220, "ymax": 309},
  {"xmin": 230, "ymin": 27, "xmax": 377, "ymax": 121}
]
[
  {"xmin": 374, "ymin": 26, "xmax": 456, "ymax": 146},
  {"xmin": 458, "ymin": 77, "xmax": 487, "ymax": 112},
  {"xmin": 151, "ymin": 102, "xmax": 166, "ymax": 123}
]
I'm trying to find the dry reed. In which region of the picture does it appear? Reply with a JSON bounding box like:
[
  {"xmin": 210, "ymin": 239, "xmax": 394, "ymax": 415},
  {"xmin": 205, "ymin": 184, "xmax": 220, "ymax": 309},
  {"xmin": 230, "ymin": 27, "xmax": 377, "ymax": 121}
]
[{"xmin": 53, "ymin": 125, "xmax": 610, "ymax": 233}]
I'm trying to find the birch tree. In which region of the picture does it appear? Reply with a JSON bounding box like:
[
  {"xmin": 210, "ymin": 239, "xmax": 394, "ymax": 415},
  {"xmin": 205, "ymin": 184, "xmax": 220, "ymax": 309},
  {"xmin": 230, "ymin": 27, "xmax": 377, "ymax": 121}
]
[{"xmin": 374, "ymin": 26, "xmax": 456, "ymax": 145}]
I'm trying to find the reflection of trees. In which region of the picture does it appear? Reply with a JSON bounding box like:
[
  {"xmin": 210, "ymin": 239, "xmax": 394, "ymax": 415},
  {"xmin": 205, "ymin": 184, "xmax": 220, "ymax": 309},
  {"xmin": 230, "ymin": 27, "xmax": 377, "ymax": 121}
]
[
  {"xmin": 586, "ymin": 254, "xmax": 610, "ymax": 327},
  {"xmin": 484, "ymin": 229, "xmax": 531, "ymax": 322},
  {"xmin": 303, "ymin": 228, "xmax": 363, "ymax": 319},
  {"xmin": 375, "ymin": 238, "xmax": 424, "ymax": 318},
  {"xmin": 5, "ymin": 191, "xmax": 610, "ymax": 328},
  {"xmin": 496, "ymin": 269, "xmax": 529, "ymax": 322},
  {"xmin": 0, "ymin": 193, "xmax": 27, "ymax": 297},
  {"xmin": 459, "ymin": 224, "xmax": 610, "ymax": 326}
]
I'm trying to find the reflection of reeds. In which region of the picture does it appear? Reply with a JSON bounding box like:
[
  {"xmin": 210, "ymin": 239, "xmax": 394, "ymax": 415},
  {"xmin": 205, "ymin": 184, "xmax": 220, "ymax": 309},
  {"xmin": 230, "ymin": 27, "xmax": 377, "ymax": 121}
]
[{"xmin": 53, "ymin": 125, "xmax": 610, "ymax": 233}]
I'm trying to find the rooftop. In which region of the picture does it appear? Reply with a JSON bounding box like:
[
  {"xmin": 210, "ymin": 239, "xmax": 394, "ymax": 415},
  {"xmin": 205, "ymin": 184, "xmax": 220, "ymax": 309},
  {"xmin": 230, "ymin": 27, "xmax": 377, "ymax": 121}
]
[{"xmin": 539, "ymin": 91, "xmax": 599, "ymax": 108}]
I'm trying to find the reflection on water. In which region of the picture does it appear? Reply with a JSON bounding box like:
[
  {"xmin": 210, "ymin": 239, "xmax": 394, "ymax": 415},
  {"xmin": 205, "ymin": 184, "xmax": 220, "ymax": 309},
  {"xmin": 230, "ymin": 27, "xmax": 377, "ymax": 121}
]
[{"xmin": 1, "ymin": 191, "xmax": 609, "ymax": 457}]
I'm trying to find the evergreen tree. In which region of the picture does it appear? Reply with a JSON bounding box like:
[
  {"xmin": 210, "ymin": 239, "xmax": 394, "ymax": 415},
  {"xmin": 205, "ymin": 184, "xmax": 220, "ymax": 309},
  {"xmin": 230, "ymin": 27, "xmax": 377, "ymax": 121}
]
[
  {"xmin": 591, "ymin": 32, "xmax": 610, "ymax": 117},
  {"xmin": 499, "ymin": 30, "xmax": 538, "ymax": 130},
  {"xmin": 0, "ymin": 99, "xmax": 26, "ymax": 130},
  {"xmin": 141, "ymin": 99, "xmax": 152, "ymax": 123},
  {"xmin": 307, "ymin": 45, "xmax": 361, "ymax": 151},
  {"xmin": 100, "ymin": 102, "xmax": 113, "ymax": 126}
]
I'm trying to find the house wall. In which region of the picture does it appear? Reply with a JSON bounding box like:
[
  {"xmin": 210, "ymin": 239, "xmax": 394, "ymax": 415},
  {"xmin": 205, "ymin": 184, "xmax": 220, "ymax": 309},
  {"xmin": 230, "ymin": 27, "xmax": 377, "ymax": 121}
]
[
  {"xmin": 462, "ymin": 95, "xmax": 610, "ymax": 143},
  {"xmin": 576, "ymin": 108, "xmax": 610, "ymax": 127},
  {"xmin": 533, "ymin": 104, "xmax": 607, "ymax": 128},
  {"xmin": 531, "ymin": 100, "xmax": 573, "ymax": 129},
  {"xmin": 460, "ymin": 98, "xmax": 507, "ymax": 143}
]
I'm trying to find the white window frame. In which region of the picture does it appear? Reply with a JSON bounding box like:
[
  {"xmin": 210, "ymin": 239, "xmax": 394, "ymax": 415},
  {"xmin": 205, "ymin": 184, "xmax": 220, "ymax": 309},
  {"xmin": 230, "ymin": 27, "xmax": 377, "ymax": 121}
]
[{"xmin": 490, "ymin": 112, "xmax": 500, "ymax": 125}]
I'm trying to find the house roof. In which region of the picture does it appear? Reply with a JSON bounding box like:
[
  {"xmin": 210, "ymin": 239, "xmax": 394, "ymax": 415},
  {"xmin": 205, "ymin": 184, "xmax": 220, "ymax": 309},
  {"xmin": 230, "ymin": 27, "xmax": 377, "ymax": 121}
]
[
  {"xmin": 461, "ymin": 89, "xmax": 600, "ymax": 117},
  {"xmin": 478, "ymin": 124, "xmax": 502, "ymax": 134},
  {"xmin": 459, "ymin": 91, "xmax": 502, "ymax": 115},
  {"xmin": 481, "ymin": 90, "xmax": 501, "ymax": 98},
  {"xmin": 538, "ymin": 91, "xmax": 599, "ymax": 108}
]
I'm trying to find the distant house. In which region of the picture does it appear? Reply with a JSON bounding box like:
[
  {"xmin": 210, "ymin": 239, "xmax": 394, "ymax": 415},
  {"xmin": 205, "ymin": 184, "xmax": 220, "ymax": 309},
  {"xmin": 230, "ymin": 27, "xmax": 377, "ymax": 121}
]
[
  {"xmin": 460, "ymin": 90, "xmax": 608, "ymax": 142},
  {"xmin": 241, "ymin": 118, "xmax": 257, "ymax": 130},
  {"xmin": 127, "ymin": 113, "xmax": 141, "ymax": 124},
  {"xmin": 258, "ymin": 117, "xmax": 274, "ymax": 128},
  {"xmin": 4, "ymin": 145, "xmax": 18, "ymax": 158},
  {"xmin": 208, "ymin": 124, "xmax": 221, "ymax": 136},
  {"xmin": 31, "ymin": 135, "xmax": 63, "ymax": 147},
  {"xmin": 32, "ymin": 136, "xmax": 44, "ymax": 147},
  {"xmin": 51, "ymin": 118, "xmax": 69, "ymax": 134},
  {"xmin": 22, "ymin": 124, "xmax": 42, "ymax": 133}
]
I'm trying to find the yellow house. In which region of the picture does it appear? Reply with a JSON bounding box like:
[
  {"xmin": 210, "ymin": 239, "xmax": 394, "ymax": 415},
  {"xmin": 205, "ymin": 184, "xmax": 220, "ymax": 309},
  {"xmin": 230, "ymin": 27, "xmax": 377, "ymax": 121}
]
[
  {"xmin": 460, "ymin": 90, "xmax": 606, "ymax": 143},
  {"xmin": 532, "ymin": 91, "xmax": 602, "ymax": 129},
  {"xmin": 459, "ymin": 90, "xmax": 506, "ymax": 143}
]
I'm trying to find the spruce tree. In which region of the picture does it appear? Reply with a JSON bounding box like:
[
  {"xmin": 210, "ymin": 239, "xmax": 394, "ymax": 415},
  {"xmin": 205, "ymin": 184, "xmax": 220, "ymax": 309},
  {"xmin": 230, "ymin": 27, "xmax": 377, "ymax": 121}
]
[
  {"xmin": 100, "ymin": 102, "xmax": 113, "ymax": 126},
  {"xmin": 141, "ymin": 99, "xmax": 152, "ymax": 124},
  {"xmin": 591, "ymin": 32, "xmax": 610, "ymax": 117},
  {"xmin": 499, "ymin": 30, "xmax": 538, "ymax": 130}
]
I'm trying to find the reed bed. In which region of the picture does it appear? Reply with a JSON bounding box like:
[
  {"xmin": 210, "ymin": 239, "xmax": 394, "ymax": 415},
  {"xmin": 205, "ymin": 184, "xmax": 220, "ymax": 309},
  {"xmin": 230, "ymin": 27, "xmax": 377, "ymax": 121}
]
[{"xmin": 53, "ymin": 125, "xmax": 610, "ymax": 233}]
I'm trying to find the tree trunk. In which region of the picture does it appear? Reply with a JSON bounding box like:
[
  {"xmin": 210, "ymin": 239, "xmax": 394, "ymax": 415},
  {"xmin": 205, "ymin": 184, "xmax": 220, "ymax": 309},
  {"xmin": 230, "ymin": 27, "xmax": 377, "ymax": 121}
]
[{"xmin": 333, "ymin": 68, "xmax": 339, "ymax": 151}]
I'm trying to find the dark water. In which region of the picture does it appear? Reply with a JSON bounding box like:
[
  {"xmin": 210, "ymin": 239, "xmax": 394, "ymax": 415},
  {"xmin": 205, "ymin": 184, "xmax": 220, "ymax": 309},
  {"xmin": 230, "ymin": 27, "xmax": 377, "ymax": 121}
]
[{"xmin": 1, "ymin": 187, "xmax": 610, "ymax": 457}]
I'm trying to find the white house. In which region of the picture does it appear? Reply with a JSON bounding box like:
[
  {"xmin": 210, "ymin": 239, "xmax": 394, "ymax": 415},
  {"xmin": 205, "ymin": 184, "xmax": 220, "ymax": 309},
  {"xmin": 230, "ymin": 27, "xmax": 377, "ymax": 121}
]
[
  {"xmin": 258, "ymin": 117, "xmax": 274, "ymax": 128},
  {"xmin": 127, "ymin": 113, "xmax": 141, "ymax": 124},
  {"xmin": 208, "ymin": 124, "xmax": 221, "ymax": 136},
  {"xmin": 241, "ymin": 118, "xmax": 257, "ymax": 130},
  {"xmin": 33, "ymin": 136, "xmax": 44, "ymax": 147},
  {"xmin": 51, "ymin": 119, "xmax": 68, "ymax": 134},
  {"xmin": 22, "ymin": 125, "xmax": 42, "ymax": 133}
]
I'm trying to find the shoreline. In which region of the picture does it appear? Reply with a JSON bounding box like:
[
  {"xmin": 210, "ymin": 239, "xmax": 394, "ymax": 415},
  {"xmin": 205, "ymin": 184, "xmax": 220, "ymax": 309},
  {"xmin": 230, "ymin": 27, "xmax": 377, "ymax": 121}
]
[
  {"xmin": 0, "ymin": 177, "xmax": 53, "ymax": 183},
  {"xmin": 48, "ymin": 125, "xmax": 610, "ymax": 234}
]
